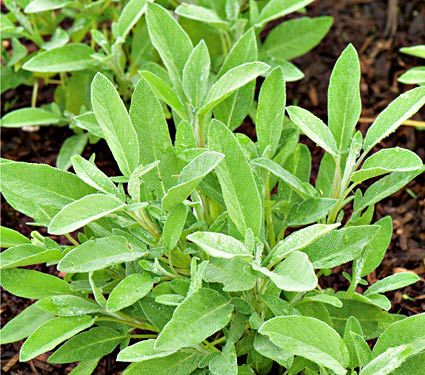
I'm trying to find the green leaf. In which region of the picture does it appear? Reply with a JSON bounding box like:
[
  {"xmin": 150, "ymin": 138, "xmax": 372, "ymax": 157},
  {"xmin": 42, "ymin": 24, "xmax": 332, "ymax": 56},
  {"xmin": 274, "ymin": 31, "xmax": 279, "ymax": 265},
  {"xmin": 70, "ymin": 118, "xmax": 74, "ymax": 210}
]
[
  {"xmin": 256, "ymin": 251, "xmax": 317, "ymax": 292},
  {"xmin": 209, "ymin": 347, "xmax": 238, "ymax": 375},
  {"xmin": 106, "ymin": 273, "xmax": 153, "ymax": 312},
  {"xmin": 200, "ymin": 62, "xmax": 269, "ymax": 114},
  {"xmin": 20, "ymin": 316, "xmax": 95, "ymax": 361},
  {"xmin": 365, "ymin": 273, "xmax": 420, "ymax": 296},
  {"xmin": 68, "ymin": 359, "xmax": 101, "ymax": 374},
  {"xmin": 0, "ymin": 244, "xmax": 61, "ymax": 269},
  {"xmin": 41, "ymin": 28, "xmax": 69, "ymax": 50},
  {"xmin": 163, "ymin": 204, "xmax": 188, "ymax": 250},
  {"xmin": 74, "ymin": 112, "xmax": 103, "ymax": 138},
  {"xmin": 356, "ymin": 167, "xmax": 425, "ymax": 212},
  {"xmin": 58, "ymin": 235, "xmax": 145, "ymax": 273},
  {"xmin": 116, "ymin": 0, "xmax": 150, "ymax": 39},
  {"xmin": 175, "ymin": 4, "xmax": 228, "ymax": 27},
  {"xmin": 287, "ymin": 198, "xmax": 336, "ymax": 226},
  {"xmin": 37, "ymin": 295, "xmax": 100, "ymax": 316},
  {"xmin": 398, "ymin": 67, "xmax": 425, "ymax": 85},
  {"xmin": 56, "ymin": 134, "xmax": 88, "ymax": 171},
  {"xmin": 127, "ymin": 161, "xmax": 160, "ymax": 202},
  {"xmin": 328, "ymin": 44, "xmax": 361, "ymax": 153},
  {"xmin": 182, "ymin": 40, "xmax": 210, "ymax": 110},
  {"xmin": 254, "ymin": 334, "xmax": 292, "ymax": 367},
  {"xmin": 118, "ymin": 339, "xmax": 175, "ymax": 362},
  {"xmin": 0, "ymin": 161, "xmax": 96, "ymax": 225},
  {"xmin": 187, "ymin": 231, "xmax": 251, "ymax": 259},
  {"xmin": 262, "ymin": 16, "xmax": 333, "ymax": 61},
  {"xmin": 91, "ymin": 73, "xmax": 139, "ymax": 177},
  {"xmin": 1, "ymin": 268, "xmax": 71, "ymax": 299},
  {"xmin": 343, "ymin": 316, "xmax": 371, "ymax": 368},
  {"xmin": 252, "ymin": 158, "xmax": 314, "ymax": 199},
  {"xmin": 123, "ymin": 351, "xmax": 203, "ymax": 375},
  {"xmin": 71, "ymin": 155, "xmax": 119, "ymax": 196},
  {"xmin": 162, "ymin": 151, "xmax": 224, "ymax": 210},
  {"xmin": 266, "ymin": 223, "xmax": 340, "ymax": 267},
  {"xmin": 364, "ymin": 86, "xmax": 425, "ymax": 152},
  {"xmin": 254, "ymin": 0, "xmax": 315, "ymax": 27},
  {"xmin": 0, "ymin": 303, "xmax": 54, "ymax": 345},
  {"xmin": 23, "ymin": 44, "xmax": 95, "ymax": 72},
  {"xmin": 256, "ymin": 67, "xmax": 286, "ymax": 156},
  {"xmin": 1, "ymin": 108, "xmax": 61, "ymax": 128},
  {"xmin": 48, "ymin": 327, "xmax": 124, "ymax": 363},
  {"xmin": 139, "ymin": 70, "xmax": 188, "ymax": 119},
  {"xmin": 48, "ymin": 193, "xmax": 124, "ymax": 235},
  {"xmin": 25, "ymin": 0, "xmax": 70, "ymax": 13},
  {"xmin": 0, "ymin": 226, "xmax": 30, "ymax": 248},
  {"xmin": 400, "ymin": 45, "xmax": 425, "ymax": 58},
  {"xmin": 130, "ymin": 78, "xmax": 179, "ymax": 196},
  {"xmin": 352, "ymin": 147, "xmax": 423, "ymax": 183},
  {"xmin": 203, "ymin": 257, "xmax": 257, "ymax": 292},
  {"xmin": 360, "ymin": 216, "xmax": 392, "ymax": 276},
  {"xmin": 259, "ymin": 315, "xmax": 349, "ymax": 374},
  {"xmin": 146, "ymin": 3, "xmax": 193, "ymax": 84},
  {"xmin": 287, "ymin": 106, "xmax": 339, "ymax": 157},
  {"xmin": 155, "ymin": 288, "xmax": 233, "ymax": 351},
  {"xmin": 303, "ymin": 225, "xmax": 380, "ymax": 269},
  {"xmin": 208, "ymin": 119, "xmax": 263, "ymax": 237}
]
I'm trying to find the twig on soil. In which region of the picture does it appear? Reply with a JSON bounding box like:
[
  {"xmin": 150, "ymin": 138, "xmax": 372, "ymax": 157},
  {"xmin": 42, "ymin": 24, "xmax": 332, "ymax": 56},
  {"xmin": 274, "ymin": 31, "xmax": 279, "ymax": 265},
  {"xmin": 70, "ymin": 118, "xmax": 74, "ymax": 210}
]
[{"xmin": 359, "ymin": 117, "xmax": 425, "ymax": 128}]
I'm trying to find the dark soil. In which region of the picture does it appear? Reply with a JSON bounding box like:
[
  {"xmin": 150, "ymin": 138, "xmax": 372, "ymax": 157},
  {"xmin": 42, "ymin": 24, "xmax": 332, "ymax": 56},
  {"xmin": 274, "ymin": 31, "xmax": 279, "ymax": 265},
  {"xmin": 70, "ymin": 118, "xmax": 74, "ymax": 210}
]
[{"xmin": 1, "ymin": 0, "xmax": 424, "ymax": 373}]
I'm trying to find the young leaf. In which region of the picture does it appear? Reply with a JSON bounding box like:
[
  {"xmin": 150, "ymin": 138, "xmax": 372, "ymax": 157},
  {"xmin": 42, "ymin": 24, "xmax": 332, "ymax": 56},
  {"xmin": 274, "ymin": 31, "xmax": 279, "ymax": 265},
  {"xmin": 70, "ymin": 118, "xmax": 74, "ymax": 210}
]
[
  {"xmin": 146, "ymin": 3, "xmax": 193, "ymax": 84},
  {"xmin": 0, "ymin": 244, "xmax": 61, "ymax": 269},
  {"xmin": 48, "ymin": 193, "xmax": 125, "ymax": 235},
  {"xmin": 256, "ymin": 67, "xmax": 286, "ymax": 156},
  {"xmin": 287, "ymin": 106, "xmax": 339, "ymax": 157},
  {"xmin": 253, "ymin": 334, "xmax": 292, "ymax": 367},
  {"xmin": 106, "ymin": 273, "xmax": 153, "ymax": 312},
  {"xmin": 162, "ymin": 151, "xmax": 224, "ymax": 210},
  {"xmin": 262, "ymin": 16, "xmax": 333, "ymax": 61},
  {"xmin": 20, "ymin": 316, "xmax": 95, "ymax": 361},
  {"xmin": 117, "ymin": 339, "xmax": 175, "ymax": 362},
  {"xmin": 0, "ymin": 226, "xmax": 30, "ymax": 248},
  {"xmin": 155, "ymin": 288, "xmax": 233, "ymax": 351},
  {"xmin": 25, "ymin": 0, "xmax": 70, "ymax": 13},
  {"xmin": 255, "ymin": 0, "xmax": 315, "ymax": 27},
  {"xmin": 252, "ymin": 158, "xmax": 315, "ymax": 199},
  {"xmin": 71, "ymin": 155, "xmax": 119, "ymax": 196},
  {"xmin": 91, "ymin": 73, "xmax": 139, "ymax": 177},
  {"xmin": 0, "ymin": 161, "xmax": 95, "ymax": 225},
  {"xmin": 0, "ymin": 303, "xmax": 54, "ymax": 345},
  {"xmin": 23, "ymin": 44, "xmax": 95, "ymax": 72},
  {"xmin": 163, "ymin": 204, "xmax": 188, "ymax": 250},
  {"xmin": 328, "ymin": 44, "xmax": 361, "ymax": 153},
  {"xmin": 48, "ymin": 327, "xmax": 124, "ymax": 363},
  {"xmin": 57, "ymin": 236, "xmax": 145, "ymax": 273},
  {"xmin": 123, "ymin": 351, "xmax": 203, "ymax": 375},
  {"xmin": 1, "ymin": 268, "xmax": 71, "ymax": 299},
  {"xmin": 1, "ymin": 107, "xmax": 61, "ymax": 128},
  {"xmin": 130, "ymin": 78, "xmax": 179, "ymax": 196},
  {"xmin": 175, "ymin": 4, "xmax": 228, "ymax": 27},
  {"xmin": 209, "ymin": 346, "xmax": 238, "ymax": 375},
  {"xmin": 343, "ymin": 316, "xmax": 371, "ymax": 369},
  {"xmin": 182, "ymin": 40, "xmax": 210, "ymax": 110},
  {"xmin": 364, "ymin": 273, "xmax": 420, "ymax": 296},
  {"xmin": 257, "ymin": 251, "xmax": 317, "ymax": 292},
  {"xmin": 363, "ymin": 86, "xmax": 425, "ymax": 152},
  {"xmin": 187, "ymin": 231, "xmax": 251, "ymax": 259},
  {"xmin": 302, "ymin": 225, "xmax": 380, "ymax": 269},
  {"xmin": 352, "ymin": 147, "xmax": 423, "ymax": 183},
  {"xmin": 37, "ymin": 295, "xmax": 100, "ymax": 316},
  {"xmin": 56, "ymin": 134, "xmax": 88, "ymax": 171},
  {"xmin": 127, "ymin": 161, "xmax": 160, "ymax": 202},
  {"xmin": 208, "ymin": 120, "xmax": 263, "ymax": 237},
  {"xmin": 287, "ymin": 198, "xmax": 336, "ymax": 226},
  {"xmin": 259, "ymin": 315, "xmax": 349, "ymax": 374},
  {"xmin": 199, "ymin": 62, "xmax": 269, "ymax": 114},
  {"xmin": 266, "ymin": 223, "xmax": 340, "ymax": 267},
  {"xmin": 116, "ymin": 0, "xmax": 150, "ymax": 39}
]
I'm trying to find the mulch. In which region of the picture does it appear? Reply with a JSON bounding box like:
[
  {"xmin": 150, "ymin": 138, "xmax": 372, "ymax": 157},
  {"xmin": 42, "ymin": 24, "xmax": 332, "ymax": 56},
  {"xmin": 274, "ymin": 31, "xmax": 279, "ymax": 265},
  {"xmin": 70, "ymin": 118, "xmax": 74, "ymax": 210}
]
[{"xmin": 1, "ymin": 0, "xmax": 424, "ymax": 373}]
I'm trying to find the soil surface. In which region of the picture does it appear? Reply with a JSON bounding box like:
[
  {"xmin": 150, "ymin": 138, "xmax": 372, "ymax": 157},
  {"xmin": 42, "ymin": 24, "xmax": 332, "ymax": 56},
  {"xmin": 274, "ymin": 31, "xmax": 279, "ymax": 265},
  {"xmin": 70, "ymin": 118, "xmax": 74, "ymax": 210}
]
[{"xmin": 1, "ymin": 0, "xmax": 424, "ymax": 373}]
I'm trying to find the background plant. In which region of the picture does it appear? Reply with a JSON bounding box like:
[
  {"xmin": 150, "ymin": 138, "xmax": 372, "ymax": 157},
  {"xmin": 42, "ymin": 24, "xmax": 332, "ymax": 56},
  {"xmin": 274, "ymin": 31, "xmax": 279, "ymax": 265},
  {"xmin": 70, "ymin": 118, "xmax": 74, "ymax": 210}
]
[
  {"xmin": 1, "ymin": 4, "xmax": 424, "ymax": 374},
  {"xmin": 1, "ymin": 0, "xmax": 332, "ymax": 170}
]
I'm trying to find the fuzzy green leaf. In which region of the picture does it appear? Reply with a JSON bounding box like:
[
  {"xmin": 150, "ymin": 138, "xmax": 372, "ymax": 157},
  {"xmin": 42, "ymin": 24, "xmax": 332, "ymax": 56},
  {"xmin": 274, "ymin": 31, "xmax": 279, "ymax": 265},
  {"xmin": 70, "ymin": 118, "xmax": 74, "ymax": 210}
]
[
  {"xmin": 0, "ymin": 226, "xmax": 30, "ymax": 248},
  {"xmin": 0, "ymin": 244, "xmax": 61, "ymax": 269},
  {"xmin": 1, "ymin": 107, "xmax": 61, "ymax": 128},
  {"xmin": 37, "ymin": 295, "xmax": 100, "ymax": 316},
  {"xmin": 365, "ymin": 273, "xmax": 420, "ymax": 296}
]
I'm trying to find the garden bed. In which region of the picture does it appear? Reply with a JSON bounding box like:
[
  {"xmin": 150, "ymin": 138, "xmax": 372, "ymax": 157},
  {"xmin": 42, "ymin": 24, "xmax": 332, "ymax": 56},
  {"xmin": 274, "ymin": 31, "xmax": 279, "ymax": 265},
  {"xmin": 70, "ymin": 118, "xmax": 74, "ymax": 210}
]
[{"xmin": 1, "ymin": 0, "xmax": 424, "ymax": 374}]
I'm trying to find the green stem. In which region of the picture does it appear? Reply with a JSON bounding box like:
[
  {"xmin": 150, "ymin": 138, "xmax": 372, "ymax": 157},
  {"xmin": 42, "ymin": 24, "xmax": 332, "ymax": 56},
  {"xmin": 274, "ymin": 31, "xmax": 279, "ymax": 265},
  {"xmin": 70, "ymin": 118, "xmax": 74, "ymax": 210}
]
[
  {"xmin": 64, "ymin": 233, "xmax": 79, "ymax": 246},
  {"xmin": 31, "ymin": 80, "xmax": 39, "ymax": 108}
]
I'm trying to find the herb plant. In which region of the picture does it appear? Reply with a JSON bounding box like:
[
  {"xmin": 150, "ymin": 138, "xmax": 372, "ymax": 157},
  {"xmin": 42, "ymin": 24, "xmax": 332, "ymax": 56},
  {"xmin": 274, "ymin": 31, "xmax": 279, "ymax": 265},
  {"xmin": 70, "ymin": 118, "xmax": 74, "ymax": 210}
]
[
  {"xmin": 1, "ymin": 4, "xmax": 425, "ymax": 375},
  {"xmin": 398, "ymin": 45, "xmax": 425, "ymax": 86},
  {"xmin": 1, "ymin": 1, "xmax": 332, "ymax": 170}
]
